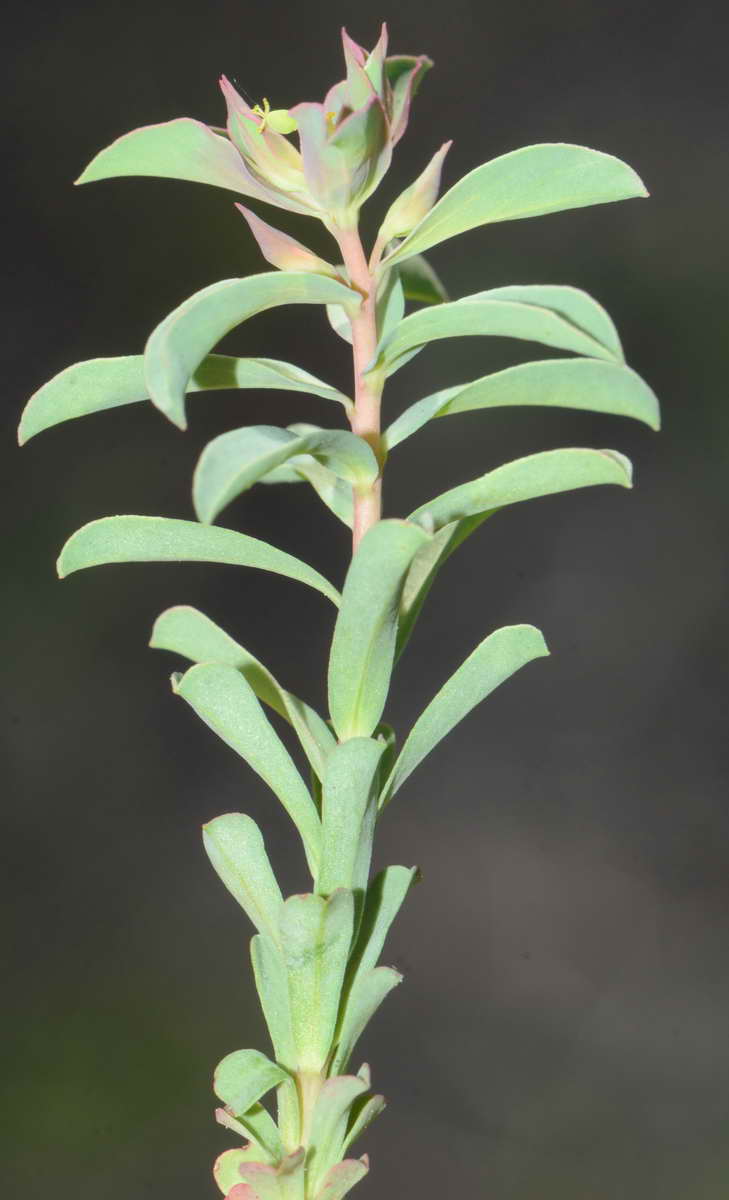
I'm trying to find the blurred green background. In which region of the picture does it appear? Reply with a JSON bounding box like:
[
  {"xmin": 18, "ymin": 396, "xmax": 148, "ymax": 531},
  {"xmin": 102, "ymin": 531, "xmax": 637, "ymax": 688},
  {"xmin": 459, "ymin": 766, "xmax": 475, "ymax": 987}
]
[{"xmin": 4, "ymin": 1, "xmax": 729, "ymax": 1197}]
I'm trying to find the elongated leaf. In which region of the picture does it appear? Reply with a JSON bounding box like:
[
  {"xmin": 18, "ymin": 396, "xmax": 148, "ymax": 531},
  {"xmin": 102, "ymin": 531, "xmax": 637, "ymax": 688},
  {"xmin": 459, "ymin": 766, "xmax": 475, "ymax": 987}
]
[
  {"xmin": 395, "ymin": 515, "xmax": 489, "ymax": 659},
  {"xmin": 57, "ymin": 516, "xmax": 340, "ymax": 607},
  {"xmin": 328, "ymin": 520, "xmax": 429, "ymax": 740},
  {"xmin": 331, "ymin": 865, "xmax": 417, "ymax": 1073},
  {"xmin": 308, "ymin": 1076, "xmax": 369, "ymax": 1195},
  {"xmin": 214, "ymin": 1048, "xmax": 290, "ymax": 1116},
  {"xmin": 315, "ymin": 1158, "xmax": 369, "ymax": 1200},
  {"xmin": 18, "ymin": 354, "xmax": 350, "ymax": 445},
  {"xmin": 346, "ymin": 866, "xmax": 418, "ymax": 982},
  {"xmin": 174, "ymin": 664, "xmax": 322, "ymax": 875},
  {"xmin": 382, "ymin": 142, "xmax": 648, "ymax": 267},
  {"xmin": 333, "ymin": 967, "xmax": 402, "ymax": 1073},
  {"xmin": 76, "ymin": 116, "xmax": 315, "ymax": 215},
  {"xmin": 251, "ymin": 933, "xmax": 297, "ymax": 1070},
  {"xmin": 203, "ymin": 813, "xmax": 284, "ymax": 944},
  {"xmin": 397, "ymin": 253, "xmax": 448, "ymax": 304},
  {"xmin": 151, "ymin": 605, "xmax": 336, "ymax": 778},
  {"xmin": 371, "ymin": 294, "xmax": 617, "ymax": 379},
  {"xmin": 462, "ymin": 284, "xmax": 622, "ymax": 360},
  {"xmin": 193, "ymin": 425, "xmax": 377, "ymax": 523},
  {"xmin": 342, "ymin": 1095, "xmax": 386, "ymax": 1155},
  {"xmin": 383, "ymin": 626, "xmax": 549, "ymax": 806},
  {"xmin": 280, "ymin": 890, "xmax": 355, "ymax": 1072},
  {"xmin": 385, "ymin": 357, "xmax": 660, "ymax": 449},
  {"xmin": 317, "ymin": 739, "xmax": 385, "ymax": 897},
  {"xmin": 145, "ymin": 272, "xmax": 360, "ymax": 428},
  {"xmin": 216, "ymin": 1102, "xmax": 284, "ymax": 1164},
  {"xmin": 409, "ymin": 447, "xmax": 633, "ymax": 532}
]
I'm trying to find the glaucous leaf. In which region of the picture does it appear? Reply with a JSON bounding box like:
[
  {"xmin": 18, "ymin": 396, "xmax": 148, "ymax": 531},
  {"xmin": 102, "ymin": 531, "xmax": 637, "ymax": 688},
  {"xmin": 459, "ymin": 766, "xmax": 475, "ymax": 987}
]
[
  {"xmin": 193, "ymin": 425, "xmax": 378, "ymax": 523},
  {"xmin": 327, "ymin": 520, "xmax": 429, "ymax": 740},
  {"xmin": 409, "ymin": 447, "xmax": 633, "ymax": 531},
  {"xmin": 151, "ymin": 605, "xmax": 336, "ymax": 778},
  {"xmin": 308, "ymin": 1075, "xmax": 369, "ymax": 1196},
  {"xmin": 462, "ymin": 284, "xmax": 623, "ymax": 360},
  {"xmin": 395, "ymin": 516, "xmax": 489, "ymax": 660},
  {"xmin": 342, "ymin": 1095, "xmax": 386, "ymax": 1155},
  {"xmin": 385, "ymin": 357, "xmax": 660, "ymax": 450},
  {"xmin": 396, "ymin": 253, "xmax": 448, "ymax": 305},
  {"xmin": 215, "ymin": 1102, "xmax": 284, "ymax": 1165},
  {"xmin": 382, "ymin": 625, "xmax": 549, "ymax": 806},
  {"xmin": 371, "ymin": 294, "xmax": 619, "ymax": 379},
  {"xmin": 332, "ymin": 966, "xmax": 402, "ymax": 1074},
  {"xmin": 237, "ymin": 1150, "xmax": 306, "ymax": 1200},
  {"xmin": 382, "ymin": 142, "xmax": 648, "ymax": 267},
  {"xmin": 174, "ymin": 664, "xmax": 322, "ymax": 876},
  {"xmin": 203, "ymin": 813, "xmax": 284, "ymax": 944},
  {"xmin": 317, "ymin": 739, "xmax": 385, "ymax": 897},
  {"xmin": 250, "ymin": 934, "xmax": 297, "ymax": 1070},
  {"xmin": 314, "ymin": 1157, "xmax": 369, "ymax": 1200},
  {"xmin": 19, "ymin": 354, "xmax": 350, "ymax": 444},
  {"xmin": 57, "ymin": 516, "xmax": 340, "ymax": 607},
  {"xmin": 214, "ymin": 1147, "xmax": 270, "ymax": 1196},
  {"xmin": 75, "ymin": 117, "xmax": 307, "ymax": 207},
  {"xmin": 213, "ymin": 1048, "xmax": 290, "ymax": 1117},
  {"xmin": 279, "ymin": 890, "xmax": 355, "ymax": 1072},
  {"xmin": 144, "ymin": 272, "xmax": 360, "ymax": 428},
  {"xmin": 330, "ymin": 865, "xmax": 417, "ymax": 1073}
]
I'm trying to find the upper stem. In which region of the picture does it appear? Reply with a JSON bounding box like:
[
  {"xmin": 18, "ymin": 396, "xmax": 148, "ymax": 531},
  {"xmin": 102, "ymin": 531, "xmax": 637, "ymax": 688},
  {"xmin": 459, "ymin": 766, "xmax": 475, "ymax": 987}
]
[{"xmin": 335, "ymin": 223, "xmax": 386, "ymax": 553}]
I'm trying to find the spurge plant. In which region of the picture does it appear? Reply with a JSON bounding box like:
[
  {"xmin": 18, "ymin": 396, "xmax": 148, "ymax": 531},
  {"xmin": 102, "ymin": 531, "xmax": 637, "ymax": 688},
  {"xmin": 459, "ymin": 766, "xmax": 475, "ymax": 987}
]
[{"xmin": 19, "ymin": 24, "xmax": 659, "ymax": 1200}]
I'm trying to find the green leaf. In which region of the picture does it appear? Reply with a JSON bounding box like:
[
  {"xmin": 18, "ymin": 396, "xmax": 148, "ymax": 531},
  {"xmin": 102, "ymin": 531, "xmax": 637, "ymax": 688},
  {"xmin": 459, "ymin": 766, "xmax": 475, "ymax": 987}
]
[
  {"xmin": 193, "ymin": 425, "xmax": 378, "ymax": 524},
  {"xmin": 409, "ymin": 446, "xmax": 633, "ymax": 532},
  {"xmin": 317, "ymin": 739, "xmax": 385, "ymax": 897},
  {"xmin": 308, "ymin": 1075, "xmax": 369, "ymax": 1195},
  {"xmin": 18, "ymin": 354, "xmax": 350, "ymax": 445},
  {"xmin": 144, "ymin": 272, "xmax": 360, "ymax": 428},
  {"xmin": 331, "ymin": 865, "xmax": 417, "ymax": 1073},
  {"xmin": 382, "ymin": 626, "xmax": 549, "ymax": 806},
  {"xmin": 251, "ymin": 933, "xmax": 297, "ymax": 1070},
  {"xmin": 463, "ymin": 284, "xmax": 622, "ymax": 360},
  {"xmin": 314, "ymin": 1158, "xmax": 369, "ymax": 1200},
  {"xmin": 342, "ymin": 1093, "xmax": 386, "ymax": 1155},
  {"xmin": 214, "ymin": 1048, "xmax": 290, "ymax": 1117},
  {"xmin": 328, "ymin": 520, "xmax": 430, "ymax": 740},
  {"xmin": 382, "ymin": 142, "xmax": 648, "ymax": 268},
  {"xmin": 203, "ymin": 813, "xmax": 284, "ymax": 944},
  {"xmin": 214, "ymin": 1146, "xmax": 271, "ymax": 1195},
  {"xmin": 57, "ymin": 515, "xmax": 340, "ymax": 607},
  {"xmin": 238, "ymin": 1150, "xmax": 306, "ymax": 1199},
  {"xmin": 385, "ymin": 357, "xmax": 660, "ymax": 450},
  {"xmin": 279, "ymin": 890, "xmax": 355, "ymax": 1072},
  {"xmin": 174, "ymin": 664, "xmax": 322, "ymax": 876},
  {"xmin": 375, "ymin": 269, "xmax": 406, "ymax": 342},
  {"xmin": 215, "ymin": 1102, "xmax": 284, "ymax": 1165},
  {"xmin": 332, "ymin": 967, "xmax": 402, "ymax": 1073},
  {"xmin": 151, "ymin": 605, "xmax": 336, "ymax": 779},
  {"xmin": 286, "ymin": 459, "xmax": 355, "ymax": 529},
  {"xmin": 76, "ymin": 116, "xmax": 315, "ymax": 215},
  {"xmin": 371, "ymin": 293, "xmax": 620, "ymax": 379},
  {"xmin": 395, "ymin": 516, "xmax": 488, "ymax": 660},
  {"xmin": 397, "ymin": 253, "xmax": 448, "ymax": 305}
]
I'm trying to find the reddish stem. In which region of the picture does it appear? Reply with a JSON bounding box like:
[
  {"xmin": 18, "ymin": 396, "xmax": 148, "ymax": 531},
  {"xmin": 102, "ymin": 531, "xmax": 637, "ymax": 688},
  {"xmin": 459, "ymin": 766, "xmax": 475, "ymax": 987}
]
[{"xmin": 335, "ymin": 224, "xmax": 385, "ymax": 553}]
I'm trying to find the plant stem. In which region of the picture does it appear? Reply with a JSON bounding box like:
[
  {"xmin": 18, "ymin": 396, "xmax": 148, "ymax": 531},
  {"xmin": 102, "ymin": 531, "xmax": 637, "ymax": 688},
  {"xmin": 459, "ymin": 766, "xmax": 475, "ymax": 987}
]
[{"xmin": 335, "ymin": 223, "xmax": 385, "ymax": 552}]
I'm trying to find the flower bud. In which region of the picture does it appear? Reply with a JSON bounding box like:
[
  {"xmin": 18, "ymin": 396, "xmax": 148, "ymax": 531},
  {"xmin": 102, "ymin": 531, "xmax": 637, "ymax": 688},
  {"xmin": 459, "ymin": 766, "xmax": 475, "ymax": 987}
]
[{"xmin": 377, "ymin": 141, "xmax": 451, "ymax": 244}]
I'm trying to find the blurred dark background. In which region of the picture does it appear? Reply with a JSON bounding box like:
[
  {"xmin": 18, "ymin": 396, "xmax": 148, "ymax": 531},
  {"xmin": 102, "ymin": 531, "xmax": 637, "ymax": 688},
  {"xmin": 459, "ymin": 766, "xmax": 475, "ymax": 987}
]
[{"xmin": 4, "ymin": 1, "xmax": 729, "ymax": 1197}]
